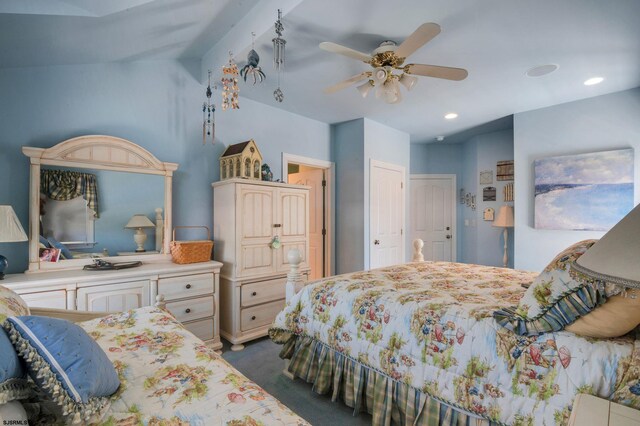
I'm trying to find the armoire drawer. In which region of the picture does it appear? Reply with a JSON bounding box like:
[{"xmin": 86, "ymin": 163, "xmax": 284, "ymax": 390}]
[
  {"xmin": 166, "ymin": 296, "xmax": 214, "ymax": 323},
  {"xmin": 241, "ymin": 277, "xmax": 287, "ymax": 307},
  {"xmin": 158, "ymin": 273, "xmax": 214, "ymax": 301},
  {"xmin": 240, "ymin": 299, "xmax": 285, "ymax": 331}
]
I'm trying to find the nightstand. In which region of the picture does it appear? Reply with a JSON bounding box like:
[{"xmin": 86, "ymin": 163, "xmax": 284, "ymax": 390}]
[{"xmin": 569, "ymin": 394, "xmax": 640, "ymax": 426}]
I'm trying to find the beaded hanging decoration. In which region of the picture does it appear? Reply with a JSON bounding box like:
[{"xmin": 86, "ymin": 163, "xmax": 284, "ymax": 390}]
[
  {"xmin": 272, "ymin": 9, "xmax": 286, "ymax": 103},
  {"xmin": 202, "ymin": 70, "xmax": 216, "ymax": 144},
  {"xmin": 221, "ymin": 52, "xmax": 240, "ymax": 110}
]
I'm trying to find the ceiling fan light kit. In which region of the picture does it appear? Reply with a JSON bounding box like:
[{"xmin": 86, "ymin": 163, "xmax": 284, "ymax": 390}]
[{"xmin": 320, "ymin": 22, "xmax": 468, "ymax": 104}]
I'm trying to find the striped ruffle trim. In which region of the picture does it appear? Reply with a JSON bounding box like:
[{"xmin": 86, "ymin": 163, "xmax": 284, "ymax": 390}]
[
  {"xmin": 269, "ymin": 329, "xmax": 501, "ymax": 426},
  {"xmin": 493, "ymin": 275, "xmax": 609, "ymax": 336}
]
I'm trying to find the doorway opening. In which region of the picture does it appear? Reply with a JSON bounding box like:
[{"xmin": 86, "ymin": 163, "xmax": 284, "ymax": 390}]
[{"xmin": 282, "ymin": 154, "xmax": 334, "ymax": 280}]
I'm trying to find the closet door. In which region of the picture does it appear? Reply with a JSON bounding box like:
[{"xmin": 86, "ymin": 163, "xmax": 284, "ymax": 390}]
[
  {"xmin": 236, "ymin": 184, "xmax": 277, "ymax": 278},
  {"xmin": 276, "ymin": 188, "xmax": 309, "ymax": 273}
]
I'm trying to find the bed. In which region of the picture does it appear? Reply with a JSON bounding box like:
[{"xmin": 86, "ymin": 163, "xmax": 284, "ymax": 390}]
[
  {"xmin": 1, "ymin": 288, "xmax": 309, "ymax": 426},
  {"xmin": 269, "ymin": 243, "xmax": 640, "ymax": 426}
]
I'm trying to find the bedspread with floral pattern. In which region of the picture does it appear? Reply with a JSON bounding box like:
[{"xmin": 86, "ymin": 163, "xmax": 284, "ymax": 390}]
[
  {"xmin": 74, "ymin": 307, "xmax": 309, "ymax": 426},
  {"xmin": 271, "ymin": 262, "xmax": 640, "ymax": 425}
]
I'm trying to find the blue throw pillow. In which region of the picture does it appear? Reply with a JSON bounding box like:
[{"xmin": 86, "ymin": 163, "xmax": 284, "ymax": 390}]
[
  {"xmin": 46, "ymin": 236, "xmax": 73, "ymax": 260},
  {"xmin": 0, "ymin": 329, "xmax": 30, "ymax": 404},
  {"xmin": 3, "ymin": 316, "xmax": 120, "ymax": 424}
]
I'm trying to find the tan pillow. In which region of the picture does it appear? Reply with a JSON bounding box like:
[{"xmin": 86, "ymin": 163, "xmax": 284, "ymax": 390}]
[{"xmin": 566, "ymin": 290, "xmax": 640, "ymax": 338}]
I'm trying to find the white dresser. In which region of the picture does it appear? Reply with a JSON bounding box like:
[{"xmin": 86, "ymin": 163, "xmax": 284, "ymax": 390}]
[
  {"xmin": 213, "ymin": 179, "xmax": 310, "ymax": 350},
  {"xmin": 3, "ymin": 260, "xmax": 223, "ymax": 351}
]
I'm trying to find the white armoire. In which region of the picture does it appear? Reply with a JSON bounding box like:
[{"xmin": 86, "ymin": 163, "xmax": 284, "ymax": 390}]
[{"xmin": 212, "ymin": 178, "xmax": 310, "ymax": 350}]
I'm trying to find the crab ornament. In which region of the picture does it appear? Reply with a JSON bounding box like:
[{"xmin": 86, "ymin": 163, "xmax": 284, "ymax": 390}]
[{"xmin": 240, "ymin": 49, "xmax": 266, "ymax": 85}]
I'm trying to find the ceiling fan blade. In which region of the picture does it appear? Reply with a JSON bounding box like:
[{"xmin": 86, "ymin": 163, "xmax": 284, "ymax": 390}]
[
  {"xmin": 405, "ymin": 64, "xmax": 468, "ymax": 81},
  {"xmin": 319, "ymin": 42, "xmax": 372, "ymax": 63},
  {"xmin": 323, "ymin": 72, "xmax": 371, "ymax": 94},
  {"xmin": 394, "ymin": 23, "xmax": 441, "ymax": 59}
]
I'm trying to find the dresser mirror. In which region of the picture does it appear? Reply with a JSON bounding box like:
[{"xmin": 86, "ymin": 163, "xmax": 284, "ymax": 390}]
[{"xmin": 23, "ymin": 135, "xmax": 178, "ymax": 273}]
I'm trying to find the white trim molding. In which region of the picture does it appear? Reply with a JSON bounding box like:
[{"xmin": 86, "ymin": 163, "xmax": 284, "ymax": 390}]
[{"xmin": 282, "ymin": 153, "xmax": 335, "ymax": 277}]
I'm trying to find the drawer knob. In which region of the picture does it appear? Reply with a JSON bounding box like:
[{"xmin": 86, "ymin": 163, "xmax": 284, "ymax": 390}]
[
  {"xmin": 185, "ymin": 308, "xmax": 191, "ymax": 314},
  {"xmin": 252, "ymin": 291, "xmax": 257, "ymax": 296},
  {"xmin": 186, "ymin": 284, "xmax": 192, "ymax": 289},
  {"xmin": 251, "ymin": 315, "xmax": 256, "ymax": 320}
]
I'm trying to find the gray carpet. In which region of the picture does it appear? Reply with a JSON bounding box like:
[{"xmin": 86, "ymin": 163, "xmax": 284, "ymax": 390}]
[{"xmin": 222, "ymin": 337, "xmax": 372, "ymax": 425}]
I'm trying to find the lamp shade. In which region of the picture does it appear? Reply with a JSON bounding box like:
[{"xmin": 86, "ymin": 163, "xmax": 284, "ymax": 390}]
[
  {"xmin": 0, "ymin": 205, "xmax": 28, "ymax": 243},
  {"xmin": 399, "ymin": 73, "xmax": 418, "ymax": 91},
  {"xmin": 493, "ymin": 205, "xmax": 514, "ymax": 228},
  {"xmin": 124, "ymin": 214, "xmax": 155, "ymax": 229},
  {"xmin": 356, "ymin": 81, "xmax": 374, "ymax": 98},
  {"xmin": 572, "ymin": 203, "xmax": 640, "ymax": 290}
]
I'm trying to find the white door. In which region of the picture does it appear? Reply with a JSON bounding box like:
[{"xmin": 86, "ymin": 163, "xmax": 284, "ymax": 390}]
[
  {"xmin": 370, "ymin": 160, "xmax": 405, "ymax": 269},
  {"xmin": 410, "ymin": 175, "xmax": 456, "ymax": 261},
  {"xmin": 289, "ymin": 168, "xmax": 324, "ymax": 280}
]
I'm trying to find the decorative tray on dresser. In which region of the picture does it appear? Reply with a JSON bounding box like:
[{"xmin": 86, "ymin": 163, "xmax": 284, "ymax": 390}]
[{"xmin": 3, "ymin": 260, "xmax": 223, "ymax": 351}]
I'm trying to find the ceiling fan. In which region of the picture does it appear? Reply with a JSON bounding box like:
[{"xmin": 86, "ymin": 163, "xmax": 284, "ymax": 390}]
[{"xmin": 320, "ymin": 23, "xmax": 468, "ymax": 104}]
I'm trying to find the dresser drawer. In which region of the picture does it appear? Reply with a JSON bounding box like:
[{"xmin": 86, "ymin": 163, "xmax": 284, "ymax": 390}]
[
  {"xmin": 166, "ymin": 296, "xmax": 214, "ymax": 323},
  {"xmin": 184, "ymin": 318, "xmax": 215, "ymax": 342},
  {"xmin": 240, "ymin": 299, "xmax": 285, "ymax": 331},
  {"xmin": 241, "ymin": 277, "xmax": 287, "ymax": 307},
  {"xmin": 158, "ymin": 273, "xmax": 214, "ymax": 301},
  {"xmin": 20, "ymin": 290, "xmax": 67, "ymax": 309}
]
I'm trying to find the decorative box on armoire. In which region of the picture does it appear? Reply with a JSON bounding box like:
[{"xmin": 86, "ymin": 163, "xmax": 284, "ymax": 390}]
[{"xmin": 212, "ymin": 178, "xmax": 310, "ymax": 350}]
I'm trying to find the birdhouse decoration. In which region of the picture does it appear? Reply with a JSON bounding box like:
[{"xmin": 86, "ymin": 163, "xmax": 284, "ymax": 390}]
[{"xmin": 219, "ymin": 139, "xmax": 263, "ymax": 181}]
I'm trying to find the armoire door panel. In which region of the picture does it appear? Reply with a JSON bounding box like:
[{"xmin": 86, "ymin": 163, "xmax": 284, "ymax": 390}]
[
  {"xmin": 238, "ymin": 186, "xmax": 274, "ymax": 240},
  {"xmin": 277, "ymin": 190, "xmax": 308, "ymax": 239},
  {"xmin": 238, "ymin": 244, "xmax": 276, "ymax": 277},
  {"xmin": 277, "ymin": 241, "xmax": 308, "ymax": 273}
]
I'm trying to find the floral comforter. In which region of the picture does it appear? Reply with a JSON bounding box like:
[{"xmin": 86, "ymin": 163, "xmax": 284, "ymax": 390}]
[
  {"xmin": 76, "ymin": 307, "xmax": 308, "ymax": 426},
  {"xmin": 271, "ymin": 262, "xmax": 640, "ymax": 425}
]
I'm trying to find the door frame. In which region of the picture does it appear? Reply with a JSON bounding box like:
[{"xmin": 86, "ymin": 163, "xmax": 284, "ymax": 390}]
[
  {"xmin": 282, "ymin": 153, "xmax": 335, "ymax": 277},
  {"xmin": 409, "ymin": 174, "xmax": 457, "ymax": 262},
  {"xmin": 369, "ymin": 159, "xmax": 406, "ymax": 268}
]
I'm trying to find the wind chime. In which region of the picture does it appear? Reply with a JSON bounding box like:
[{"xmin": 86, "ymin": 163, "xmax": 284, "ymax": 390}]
[
  {"xmin": 272, "ymin": 9, "xmax": 286, "ymax": 102},
  {"xmin": 221, "ymin": 52, "xmax": 240, "ymax": 110},
  {"xmin": 202, "ymin": 70, "xmax": 216, "ymax": 145}
]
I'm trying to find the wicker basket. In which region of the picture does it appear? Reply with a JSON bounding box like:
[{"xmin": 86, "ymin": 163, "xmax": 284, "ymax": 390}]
[{"xmin": 170, "ymin": 226, "xmax": 214, "ymax": 264}]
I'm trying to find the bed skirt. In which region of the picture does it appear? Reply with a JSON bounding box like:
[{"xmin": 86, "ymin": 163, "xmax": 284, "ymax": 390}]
[{"xmin": 270, "ymin": 329, "xmax": 500, "ymax": 426}]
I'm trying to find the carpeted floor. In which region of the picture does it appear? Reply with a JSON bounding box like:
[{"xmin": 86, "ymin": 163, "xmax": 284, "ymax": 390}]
[{"xmin": 222, "ymin": 337, "xmax": 372, "ymax": 425}]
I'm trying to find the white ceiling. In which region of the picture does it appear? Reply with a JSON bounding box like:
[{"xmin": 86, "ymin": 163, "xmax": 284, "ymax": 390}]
[{"xmin": 1, "ymin": 0, "xmax": 639, "ymax": 143}]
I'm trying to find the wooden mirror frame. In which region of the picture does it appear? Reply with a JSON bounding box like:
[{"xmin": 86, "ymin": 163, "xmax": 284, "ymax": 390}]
[{"xmin": 22, "ymin": 135, "xmax": 178, "ymax": 273}]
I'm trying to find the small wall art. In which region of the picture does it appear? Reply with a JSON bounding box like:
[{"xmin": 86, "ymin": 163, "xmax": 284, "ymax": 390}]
[
  {"xmin": 483, "ymin": 186, "xmax": 496, "ymax": 201},
  {"xmin": 503, "ymin": 182, "xmax": 514, "ymax": 202},
  {"xmin": 497, "ymin": 160, "xmax": 514, "ymax": 181},
  {"xmin": 479, "ymin": 170, "xmax": 493, "ymax": 184},
  {"xmin": 534, "ymin": 148, "xmax": 634, "ymax": 230},
  {"xmin": 483, "ymin": 207, "xmax": 495, "ymax": 221}
]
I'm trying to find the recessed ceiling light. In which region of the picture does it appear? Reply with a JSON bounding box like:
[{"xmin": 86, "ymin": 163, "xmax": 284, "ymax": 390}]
[
  {"xmin": 525, "ymin": 64, "xmax": 559, "ymax": 77},
  {"xmin": 584, "ymin": 77, "xmax": 604, "ymax": 86},
  {"xmin": 444, "ymin": 113, "xmax": 458, "ymax": 120}
]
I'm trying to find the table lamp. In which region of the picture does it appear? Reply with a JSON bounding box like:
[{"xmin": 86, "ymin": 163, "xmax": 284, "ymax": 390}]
[
  {"xmin": 571, "ymin": 203, "xmax": 640, "ymax": 295},
  {"xmin": 0, "ymin": 205, "xmax": 28, "ymax": 279},
  {"xmin": 493, "ymin": 205, "xmax": 514, "ymax": 268},
  {"xmin": 125, "ymin": 214, "xmax": 156, "ymax": 252}
]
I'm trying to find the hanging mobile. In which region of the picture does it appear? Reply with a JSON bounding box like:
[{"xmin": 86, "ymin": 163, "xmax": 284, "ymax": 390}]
[
  {"xmin": 240, "ymin": 32, "xmax": 266, "ymax": 85},
  {"xmin": 221, "ymin": 52, "xmax": 240, "ymax": 110},
  {"xmin": 202, "ymin": 70, "xmax": 216, "ymax": 144},
  {"xmin": 272, "ymin": 9, "xmax": 286, "ymax": 102}
]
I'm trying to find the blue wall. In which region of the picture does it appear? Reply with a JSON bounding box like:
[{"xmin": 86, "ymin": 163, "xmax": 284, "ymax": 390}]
[
  {"xmin": 514, "ymin": 88, "xmax": 640, "ymax": 271},
  {"xmin": 0, "ymin": 60, "xmax": 331, "ymax": 274}
]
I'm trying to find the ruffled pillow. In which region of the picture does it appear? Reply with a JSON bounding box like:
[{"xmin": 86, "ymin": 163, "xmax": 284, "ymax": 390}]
[
  {"xmin": 0, "ymin": 285, "xmax": 31, "ymax": 404},
  {"xmin": 3, "ymin": 316, "xmax": 120, "ymax": 424},
  {"xmin": 494, "ymin": 240, "xmax": 614, "ymax": 335}
]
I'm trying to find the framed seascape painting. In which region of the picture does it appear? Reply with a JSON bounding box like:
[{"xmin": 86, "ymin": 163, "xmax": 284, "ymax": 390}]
[{"xmin": 534, "ymin": 148, "xmax": 634, "ymax": 231}]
